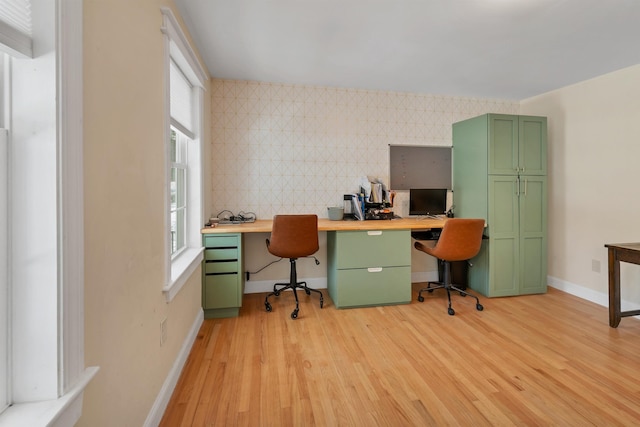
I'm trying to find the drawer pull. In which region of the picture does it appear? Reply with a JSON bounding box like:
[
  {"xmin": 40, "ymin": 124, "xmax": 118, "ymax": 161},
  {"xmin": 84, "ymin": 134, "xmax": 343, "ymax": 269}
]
[
  {"xmin": 367, "ymin": 230, "xmax": 383, "ymax": 236},
  {"xmin": 367, "ymin": 267, "xmax": 383, "ymax": 273}
]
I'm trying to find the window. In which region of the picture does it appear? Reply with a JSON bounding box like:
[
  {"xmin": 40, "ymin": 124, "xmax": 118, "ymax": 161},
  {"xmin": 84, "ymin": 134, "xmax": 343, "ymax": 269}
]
[
  {"xmin": 170, "ymin": 127, "xmax": 188, "ymax": 255},
  {"xmin": 0, "ymin": 1, "xmax": 97, "ymax": 424},
  {"xmin": 161, "ymin": 7, "xmax": 208, "ymax": 301}
]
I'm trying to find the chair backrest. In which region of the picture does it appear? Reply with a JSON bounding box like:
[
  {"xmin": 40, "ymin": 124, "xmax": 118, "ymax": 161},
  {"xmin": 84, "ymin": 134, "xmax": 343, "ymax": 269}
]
[
  {"xmin": 428, "ymin": 218, "xmax": 485, "ymax": 262},
  {"xmin": 267, "ymin": 214, "xmax": 319, "ymax": 259}
]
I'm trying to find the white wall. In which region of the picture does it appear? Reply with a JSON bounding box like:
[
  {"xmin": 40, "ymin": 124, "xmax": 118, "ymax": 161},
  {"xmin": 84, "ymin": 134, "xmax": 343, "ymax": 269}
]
[
  {"xmin": 521, "ymin": 64, "xmax": 640, "ymax": 309},
  {"xmin": 79, "ymin": 1, "xmax": 208, "ymax": 425}
]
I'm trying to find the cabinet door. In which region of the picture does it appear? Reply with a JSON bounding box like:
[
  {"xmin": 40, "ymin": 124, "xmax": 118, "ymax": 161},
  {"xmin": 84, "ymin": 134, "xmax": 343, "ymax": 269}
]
[
  {"xmin": 519, "ymin": 116, "xmax": 547, "ymax": 176},
  {"xmin": 519, "ymin": 176, "xmax": 547, "ymax": 294},
  {"xmin": 488, "ymin": 176, "xmax": 519, "ymax": 296},
  {"xmin": 488, "ymin": 115, "xmax": 518, "ymax": 175}
]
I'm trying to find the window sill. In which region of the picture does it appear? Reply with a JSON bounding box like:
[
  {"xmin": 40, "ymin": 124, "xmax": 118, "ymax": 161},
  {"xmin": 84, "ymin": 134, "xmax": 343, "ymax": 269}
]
[
  {"xmin": 164, "ymin": 247, "xmax": 204, "ymax": 302},
  {"xmin": 0, "ymin": 366, "xmax": 98, "ymax": 427}
]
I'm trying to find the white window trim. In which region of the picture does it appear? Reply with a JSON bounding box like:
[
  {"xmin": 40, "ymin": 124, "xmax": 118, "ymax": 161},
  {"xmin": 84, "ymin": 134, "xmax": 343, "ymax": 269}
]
[
  {"xmin": 161, "ymin": 7, "xmax": 208, "ymax": 302},
  {"xmin": 0, "ymin": 0, "xmax": 98, "ymax": 425}
]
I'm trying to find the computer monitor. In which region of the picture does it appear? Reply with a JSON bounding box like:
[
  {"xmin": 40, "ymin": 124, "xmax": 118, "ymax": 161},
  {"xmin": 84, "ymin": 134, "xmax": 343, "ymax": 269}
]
[{"xmin": 409, "ymin": 188, "xmax": 447, "ymax": 216}]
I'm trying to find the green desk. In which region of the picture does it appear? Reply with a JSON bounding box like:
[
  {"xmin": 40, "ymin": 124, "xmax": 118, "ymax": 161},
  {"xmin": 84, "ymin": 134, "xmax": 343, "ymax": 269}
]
[{"xmin": 201, "ymin": 218, "xmax": 446, "ymax": 317}]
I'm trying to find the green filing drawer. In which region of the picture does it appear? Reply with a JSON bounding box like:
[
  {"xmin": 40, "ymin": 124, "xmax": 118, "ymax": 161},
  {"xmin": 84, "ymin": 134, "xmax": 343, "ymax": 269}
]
[
  {"xmin": 332, "ymin": 230, "xmax": 409, "ymax": 269},
  {"xmin": 202, "ymin": 233, "xmax": 244, "ymax": 318},
  {"xmin": 331, "ymin": 266, "xmax": 411, "ymax": 308},
  {"xmin": 327, "ymin": 229, "xmax": 411, "ymax": 308},
  {"xmin": 203, "ymin": 275, "xmax": 240, "ymax": 308}
]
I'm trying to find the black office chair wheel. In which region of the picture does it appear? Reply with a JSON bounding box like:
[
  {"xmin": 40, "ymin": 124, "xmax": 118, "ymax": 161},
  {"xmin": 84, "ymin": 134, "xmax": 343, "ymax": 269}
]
[
  {"xmin": 291, "ymin": 309, "xmax": 299, "ymax": 319},
  {"xmin": 265, "ymin": 301, "xmax": 272, "ymax": 312},
  {"xmin": 319, "ymin": 299, "xmax": 324, "ymax": 309},
  {"xmin": 448, "ymin": 307, "xmax": 455, "ymax": 316},
  {"xmin": 274, "ymin": 291, "xmax": 280, "ymax": 297},
  {"xmin": 427, "ymin": 289, "xmax": 434, "ymax": 293},
  {"xmin": 476, "ymin": 303, "xmax": 484, "ymax": 311},
  {"xmin": 417, "ymin": 295, "xmax": 425, "ymax": 302},
  {"xmin": 305, "ymin": 289, "xmax": 311, "ymax": 295},
  {"xmin": 460, "ymin": 292, "xmax": 466, "ymax": 297}
]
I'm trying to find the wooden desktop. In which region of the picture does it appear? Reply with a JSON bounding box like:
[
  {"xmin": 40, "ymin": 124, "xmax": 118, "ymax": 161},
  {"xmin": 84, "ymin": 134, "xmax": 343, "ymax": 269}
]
[{"xmin": 201, "ymin": 217, "xmax": 447, "ymax": 234}]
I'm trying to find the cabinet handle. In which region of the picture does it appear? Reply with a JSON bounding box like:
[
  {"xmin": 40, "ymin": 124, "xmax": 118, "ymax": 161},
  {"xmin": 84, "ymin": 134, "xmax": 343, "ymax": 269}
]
[
  {"xmin": 516, "ymin": 177, "xmax": 520, "ymax": 196},
  {"xmin": 524, "ymin": 178, "xmax": 528, "ymax": 196},
  {"xmin": 367, "ymin": 267, "xmax": 383, "ymax": 273},
  {"xmin": 367, "ymin": 230, "xmax": 383, "ymax": 236}
]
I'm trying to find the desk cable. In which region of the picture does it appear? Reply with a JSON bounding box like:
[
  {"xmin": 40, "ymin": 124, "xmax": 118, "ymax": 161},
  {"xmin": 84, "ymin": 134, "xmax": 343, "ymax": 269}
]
[{"xmin": 216, "ymin": 209, "xmax": 257, "ymax": 223}]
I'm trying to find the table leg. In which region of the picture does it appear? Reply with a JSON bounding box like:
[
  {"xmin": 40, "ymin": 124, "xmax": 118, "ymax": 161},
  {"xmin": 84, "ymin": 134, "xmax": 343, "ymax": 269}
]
[{"xmin": 608, "ymin": 248, "xmax": 621, "ymax": 328}]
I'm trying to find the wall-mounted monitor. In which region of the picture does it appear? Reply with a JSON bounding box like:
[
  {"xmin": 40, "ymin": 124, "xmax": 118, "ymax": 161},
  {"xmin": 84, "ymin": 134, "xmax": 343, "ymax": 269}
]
[{"xmin": 409, "ymin": 188, "xmax": 448, "ymax": 216}]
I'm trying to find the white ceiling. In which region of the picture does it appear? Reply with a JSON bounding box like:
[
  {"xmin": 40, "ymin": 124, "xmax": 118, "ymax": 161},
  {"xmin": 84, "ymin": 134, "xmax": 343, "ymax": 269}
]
[{"xmin": 175, "ymin": 0, "xmax": 640, "ymax": 100}]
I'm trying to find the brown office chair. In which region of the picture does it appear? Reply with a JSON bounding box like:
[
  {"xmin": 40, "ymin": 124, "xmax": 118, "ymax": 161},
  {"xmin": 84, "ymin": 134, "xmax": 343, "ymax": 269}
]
[
  {"xmin": 264, "ymin": 214, "xmax": 324, "ymax": 319},
  {"xmin": 414, "ymin": 218, "xmax": 485, "ymax": 316}
]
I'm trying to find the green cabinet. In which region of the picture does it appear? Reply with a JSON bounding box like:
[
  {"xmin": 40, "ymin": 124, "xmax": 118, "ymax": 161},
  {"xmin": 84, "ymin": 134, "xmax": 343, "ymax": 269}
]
[
  {"xmin": 327, "ymin": 229, "xmax": 411, "ymax": 308},
  {"xmin": 453, "ymin": 114, "xmax": 547, "ymax": 297},
  {"xmin": 202, "ymin": 233, "xmax": 244, "ymax": 318},
  {"xmin": 488, "ymin": 114, "xmax": 546, "ymax": 176}
]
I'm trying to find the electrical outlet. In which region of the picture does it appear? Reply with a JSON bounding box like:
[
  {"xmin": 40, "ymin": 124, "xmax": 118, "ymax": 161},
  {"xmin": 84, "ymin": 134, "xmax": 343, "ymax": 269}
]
[
  {"xmin": 160, "ymin": 318, "xmax": 168, "ymax": 346},
  {"xmin": 592, "ymin": 259, "xmax": 601, "ymax": 273}
]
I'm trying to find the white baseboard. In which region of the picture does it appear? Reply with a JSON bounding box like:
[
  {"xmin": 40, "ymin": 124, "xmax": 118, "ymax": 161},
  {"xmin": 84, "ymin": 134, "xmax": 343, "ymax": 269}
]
[
  {"xmin": 547, "ymin": 276, "xmax": 608, "ymax": 307},
  {"xmin": 144, "ymin": 308, "xmax": 204, "ymax": 427},
  {"xmin": 548, "ymin": 275, "xmax": 640, "ymax": 316},
  {"xmin": 411, "ymin": 271, "xmax": 439, "ymax": 284},
  {"xmin": 244, "ymin": 277, "xmax": 327, "ymax": 294}
]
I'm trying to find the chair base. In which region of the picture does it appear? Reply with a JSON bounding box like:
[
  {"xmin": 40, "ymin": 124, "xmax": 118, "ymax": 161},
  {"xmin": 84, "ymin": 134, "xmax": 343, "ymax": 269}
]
[
  {"xmin": 264, "ymin": 258, "xmax": 323, "ymax": 319},
  {"xmin": 417, "ymin": 280, "xmax": 484, "ymax": 316}
]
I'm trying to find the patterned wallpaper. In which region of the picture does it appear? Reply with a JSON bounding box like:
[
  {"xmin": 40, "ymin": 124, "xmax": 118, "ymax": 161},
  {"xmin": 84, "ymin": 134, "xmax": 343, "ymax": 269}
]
[{"xmin": 210, "ymin": 79, "xmax": 518, "ymax": 220}]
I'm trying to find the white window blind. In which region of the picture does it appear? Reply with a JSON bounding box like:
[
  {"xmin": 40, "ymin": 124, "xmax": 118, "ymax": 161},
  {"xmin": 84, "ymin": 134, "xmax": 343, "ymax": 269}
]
[
  {"xmin": 170, "ymin": 60, "xmax": 194, "ymax": 139},
  {"xmin": 0, "ymin": 0, "xmax": 32, "ymax": 58}
]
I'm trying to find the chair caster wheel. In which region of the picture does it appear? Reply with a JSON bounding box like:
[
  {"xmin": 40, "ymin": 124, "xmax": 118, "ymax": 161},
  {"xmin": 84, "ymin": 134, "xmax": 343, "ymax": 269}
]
[
  {"xmin": 460, "ymin": 292, "xmax": 466, "ymax": 297},
  {"xmin": 476, "ymin": 303, "xmax": 484, "ymax": 311},
  {"xmin": 291, "ymin": 309, "xmax": 298, "ymax": 319},
  {"xmin": 265, "ymin": 302, "xmax": 272, "ymax": 312},
  {"xmin": 305, "ymin": 289, "xmax": 311, "ymax": 295},
  {"xmin": 427, "ymin": 289, "xmax": 434, "ymax": 293},
  {"xmin": 448, "ymin": 307, "xmax": 455, "ymax": 316},
  {"xmin": 417, "ymin": 295, "xmax": 425, "ymax": 302},
  {"xmin": 320, "ymin": 299, "xmax": 324, "ymax": 309},
  {"xmin": 274, "ymin": 291, "xmax": 280, "ymax": 297}
]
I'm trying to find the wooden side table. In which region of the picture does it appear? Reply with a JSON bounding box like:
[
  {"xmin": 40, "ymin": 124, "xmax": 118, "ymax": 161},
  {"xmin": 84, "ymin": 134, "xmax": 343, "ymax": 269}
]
[{"xmin": 605, "ymin": 242, "xmax": 640, "ymax": 327}]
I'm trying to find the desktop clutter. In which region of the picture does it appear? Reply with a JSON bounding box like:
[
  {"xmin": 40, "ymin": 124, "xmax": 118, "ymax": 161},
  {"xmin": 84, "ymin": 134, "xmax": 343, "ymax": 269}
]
[
  {"xmin": 328, "ymin": 177, "xmax": 455, "ymax": 221},
  {"xmin": 328, "ymin": 177, "xmax": 396, "ymax": 221},
  {"xmin": 205, "ymin": 210, "xmax": 256, "ymax": 227}
]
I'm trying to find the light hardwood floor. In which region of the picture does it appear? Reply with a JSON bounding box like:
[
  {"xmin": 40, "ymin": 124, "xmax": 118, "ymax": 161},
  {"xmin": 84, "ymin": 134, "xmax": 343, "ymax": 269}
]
[{"xmin": 160, "ymin": 284, "xmax": 640, "ymax": 426}]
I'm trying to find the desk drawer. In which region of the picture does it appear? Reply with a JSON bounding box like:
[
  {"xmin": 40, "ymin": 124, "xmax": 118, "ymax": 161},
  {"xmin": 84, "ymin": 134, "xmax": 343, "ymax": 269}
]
[
  {"xmin": 331, "ymin": 266, "xmax": 411, "ymax": 308},
  {"xmin": 204, "ymin": 260, "xmax": 238, "ymax": 274},
  {"xmin": 332, "ymin": 230, "xmax": 410, "ymax": 269},
  {"xmin": 203, "ymin": 234, "xmax": 239, "ymax": 248},
  {"xmin": 204, "ymin": 248, "xmax": 238, "ymax": 261},
  {"xmin": 203, "ymin": 274, "xmax": 240, "ymax": 308}
]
